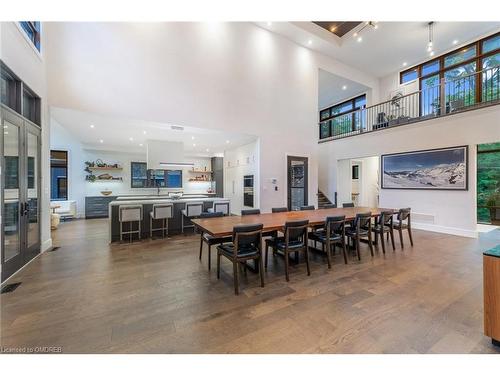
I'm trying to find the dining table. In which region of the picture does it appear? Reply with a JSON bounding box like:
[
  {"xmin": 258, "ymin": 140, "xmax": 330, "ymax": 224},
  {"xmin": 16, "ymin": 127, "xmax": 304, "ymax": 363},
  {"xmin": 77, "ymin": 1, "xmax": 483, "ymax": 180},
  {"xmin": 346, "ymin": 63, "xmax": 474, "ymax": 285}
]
[{"xmin": 191, "ymin": 206, "xmax": 395, "ymax": 238}]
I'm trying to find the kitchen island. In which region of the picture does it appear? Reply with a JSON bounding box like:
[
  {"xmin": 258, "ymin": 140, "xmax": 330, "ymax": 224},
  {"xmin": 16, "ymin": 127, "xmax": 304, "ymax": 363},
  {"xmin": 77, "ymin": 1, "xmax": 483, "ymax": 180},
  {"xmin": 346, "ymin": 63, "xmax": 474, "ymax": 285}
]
[{"xmin": 108, "ymin": 196, "xmax": 227, "ymax": 242}]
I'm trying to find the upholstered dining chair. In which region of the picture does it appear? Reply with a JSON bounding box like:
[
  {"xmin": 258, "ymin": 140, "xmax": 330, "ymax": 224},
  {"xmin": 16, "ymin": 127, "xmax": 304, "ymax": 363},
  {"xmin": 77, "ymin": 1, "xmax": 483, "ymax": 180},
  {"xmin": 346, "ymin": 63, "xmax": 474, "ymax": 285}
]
[{"xmin": 199, "ymin": 212, "xmax": 232, "ymax": 270}]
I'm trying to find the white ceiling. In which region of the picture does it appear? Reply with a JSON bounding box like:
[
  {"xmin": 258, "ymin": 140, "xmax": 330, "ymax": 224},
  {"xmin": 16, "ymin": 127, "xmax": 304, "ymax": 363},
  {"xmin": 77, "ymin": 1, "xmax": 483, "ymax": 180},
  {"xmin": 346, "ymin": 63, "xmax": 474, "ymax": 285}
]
[
  {"xmin": 257, "ymin": 22, "xmax": 500, "ymax": 77},
  {"xmin": 318, "ymin": 69, "xmax": 369, "ymax": 109},
  {"xmin": 50, "ymin": 107, "xmax": 257, "ymax": 157}
]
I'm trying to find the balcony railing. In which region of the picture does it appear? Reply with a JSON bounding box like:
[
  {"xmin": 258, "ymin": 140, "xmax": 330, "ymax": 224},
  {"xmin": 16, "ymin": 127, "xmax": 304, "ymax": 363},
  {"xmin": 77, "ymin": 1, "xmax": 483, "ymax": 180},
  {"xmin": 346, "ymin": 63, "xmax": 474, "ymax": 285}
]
[{"xmin": 318, "ymin": 65, "xmax": 500, "ymax": 141}]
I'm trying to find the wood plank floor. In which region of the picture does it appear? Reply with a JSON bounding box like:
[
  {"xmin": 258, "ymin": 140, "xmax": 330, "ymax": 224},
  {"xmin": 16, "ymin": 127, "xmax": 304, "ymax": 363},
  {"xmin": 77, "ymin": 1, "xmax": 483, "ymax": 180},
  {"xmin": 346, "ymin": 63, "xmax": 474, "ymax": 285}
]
[{"xmin": 1, "ymin": 218, "xmax": 499, "ymax": 354}]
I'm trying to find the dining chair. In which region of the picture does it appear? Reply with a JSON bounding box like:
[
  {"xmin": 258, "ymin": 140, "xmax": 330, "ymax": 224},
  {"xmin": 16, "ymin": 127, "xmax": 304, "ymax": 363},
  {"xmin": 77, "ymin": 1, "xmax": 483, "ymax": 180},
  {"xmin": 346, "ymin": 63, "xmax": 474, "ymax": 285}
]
[
  {"xmin": 320, "ymin": 204, "xmax": 337, "ymax": 209},
  {"xmin": 241, "ymin": 209, "xmax": 260, "ymax": 216},
  {"xmin": 216, "ymin": 223, "xmax": 264, "ymax": 295},
  {"xmin": 373, "ymin": 211, "xmax": 396, "ymax": 254},
  {"xmin": 309, "ymin": 216, "xmax": 347, "ymax": 267},
  {"xmin": 271, "ymin": 207, "xmax": 288, "ymax": 213},
  {"xmin": 345, "ymin": 212, "xmax": 373, "ymax": 260},
  {"xmin": 393, "ymin": 208, "xmax": 413, "ymax": 248},
  {"xmin": 342, "ymin": 203, "xmax": 355, "ymax": 208},
  {"xmin": 264, "ymin": 220, "xmax": 310, "ymax": 282},
  {"xmin": 199, "ymin": 212, "xmax": 232, "ymax": 270},
  {"xmin": 300, "ymin": 205, "xmax": 315, "ymax": 210}
]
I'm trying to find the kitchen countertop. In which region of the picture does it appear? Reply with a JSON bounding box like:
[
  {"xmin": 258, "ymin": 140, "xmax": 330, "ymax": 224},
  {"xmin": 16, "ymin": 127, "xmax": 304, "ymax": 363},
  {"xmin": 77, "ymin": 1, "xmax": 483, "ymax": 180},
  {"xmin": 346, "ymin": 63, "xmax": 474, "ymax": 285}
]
[{"xmin": 109, "ymin": 197, "xmax": 226, "ymax": 206}]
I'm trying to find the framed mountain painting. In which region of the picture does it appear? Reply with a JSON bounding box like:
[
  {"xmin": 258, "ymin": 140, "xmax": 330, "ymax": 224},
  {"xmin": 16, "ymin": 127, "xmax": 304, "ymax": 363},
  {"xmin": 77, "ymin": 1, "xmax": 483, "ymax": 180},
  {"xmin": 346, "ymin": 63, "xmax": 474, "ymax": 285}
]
[{"xmin": 381, "ymin": 146, "xmax": 468, "ymax": 190}]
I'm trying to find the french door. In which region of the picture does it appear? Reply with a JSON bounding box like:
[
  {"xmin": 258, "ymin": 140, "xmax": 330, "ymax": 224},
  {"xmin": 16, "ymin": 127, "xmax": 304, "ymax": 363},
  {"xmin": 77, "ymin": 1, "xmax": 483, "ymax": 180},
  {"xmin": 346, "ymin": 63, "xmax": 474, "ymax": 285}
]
[
  {"xmin": 1, "ymin": 105, "xmax": 41, "ymax": 282},
  {"xmin": 287, "ymin": 156, "xmax": 308, "ymax": 211}
]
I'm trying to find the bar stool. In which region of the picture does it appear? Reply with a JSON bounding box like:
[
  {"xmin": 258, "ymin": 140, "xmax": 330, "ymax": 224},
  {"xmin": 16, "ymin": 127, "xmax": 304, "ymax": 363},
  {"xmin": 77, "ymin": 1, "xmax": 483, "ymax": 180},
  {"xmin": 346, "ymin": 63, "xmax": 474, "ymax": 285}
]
[
  {"xmin": 150, "ymin": 203, "xmax": 173, "ymax": 239},
  {"xmin": 208, "ymin": 200, "xmax": 230, "ymax": 216},
  {"xmin": 181, "ymin": 201, "xmax": 204, "ymax": 233},
  {"xmin": 119, "ymin": 205, "xmax": 143, "ymax": 243}
]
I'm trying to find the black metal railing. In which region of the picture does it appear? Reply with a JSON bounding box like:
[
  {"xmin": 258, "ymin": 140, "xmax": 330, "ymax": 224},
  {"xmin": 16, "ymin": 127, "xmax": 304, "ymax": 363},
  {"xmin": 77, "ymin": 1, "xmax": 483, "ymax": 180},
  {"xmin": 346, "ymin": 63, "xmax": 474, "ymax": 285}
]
[{"xmin": 318, "ymin": 65, "xmax": 500, "ymax": 141}]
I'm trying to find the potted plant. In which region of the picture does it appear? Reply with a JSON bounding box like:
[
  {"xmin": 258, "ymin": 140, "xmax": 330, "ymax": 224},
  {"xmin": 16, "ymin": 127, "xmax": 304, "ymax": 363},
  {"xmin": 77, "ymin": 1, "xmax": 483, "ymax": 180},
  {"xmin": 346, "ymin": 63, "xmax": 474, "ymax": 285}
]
[{"xmin": 486, "ymin": 192, "xmax": 500, "ymax": 225}]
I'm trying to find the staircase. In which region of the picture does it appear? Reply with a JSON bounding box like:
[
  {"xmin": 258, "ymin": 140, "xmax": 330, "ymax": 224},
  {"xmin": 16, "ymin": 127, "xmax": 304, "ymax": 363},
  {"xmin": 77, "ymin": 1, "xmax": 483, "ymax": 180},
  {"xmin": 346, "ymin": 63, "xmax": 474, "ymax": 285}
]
[{"xmin": 317, "ymin": 190, "xmax": 334, "ymax": 208}]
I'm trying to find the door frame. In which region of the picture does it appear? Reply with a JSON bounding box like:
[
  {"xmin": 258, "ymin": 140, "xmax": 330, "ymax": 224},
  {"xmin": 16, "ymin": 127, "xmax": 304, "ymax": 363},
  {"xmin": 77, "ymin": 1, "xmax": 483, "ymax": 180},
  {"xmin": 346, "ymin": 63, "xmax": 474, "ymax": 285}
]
[
  {"xmin": 287, "ymin": 155, "xmax": 309, "ymax": 211},
  {"xmin": 1, "ymin": 105, "xmax": 41, "ymax": 282}
]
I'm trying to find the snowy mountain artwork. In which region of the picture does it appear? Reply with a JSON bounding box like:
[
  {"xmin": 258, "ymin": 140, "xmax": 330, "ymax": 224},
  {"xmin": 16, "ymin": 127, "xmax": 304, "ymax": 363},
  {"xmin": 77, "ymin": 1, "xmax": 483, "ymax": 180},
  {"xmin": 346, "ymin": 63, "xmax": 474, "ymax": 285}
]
[{"xmin": 381, "ymin": 146, "xmax": 468, "ymax": 190}]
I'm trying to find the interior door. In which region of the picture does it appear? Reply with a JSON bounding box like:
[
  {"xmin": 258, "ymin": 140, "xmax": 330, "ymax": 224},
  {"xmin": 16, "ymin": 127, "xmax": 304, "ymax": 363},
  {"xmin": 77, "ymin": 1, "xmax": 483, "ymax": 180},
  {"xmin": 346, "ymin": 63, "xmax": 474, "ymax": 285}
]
[
  {"xmin": 287, "ymin": 156, "xmax": 308, "ymax": 211},
  {"xmin": 1, "ymin": 108, "xmax": 24, "ymax": 280}
]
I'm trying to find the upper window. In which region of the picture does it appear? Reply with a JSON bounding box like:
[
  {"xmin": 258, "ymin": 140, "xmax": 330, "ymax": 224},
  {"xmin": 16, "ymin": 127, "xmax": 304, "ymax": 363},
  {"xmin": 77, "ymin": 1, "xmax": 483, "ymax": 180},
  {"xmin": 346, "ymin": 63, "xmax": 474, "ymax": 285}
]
[
  {"xmin": 130, "ymin": 162, "xmax": 183, "ymax": 188},
  {"xmin": 444, "ymin": 46, "xmax": 476, "ymax": 68},
  {"xmin": 401, "ymin": 69, "xmax": 418, "ymax": 84},
  {"xmin": 422, "ymin": 60, "xmax": 440, "ymax": 76},
  {"xmin": 483, "ymin": 34, "xmax": 500, "ymax": 54},
  {"xmin": 318, "ymin": 94, "xmax": 366, "ymax": 139},
  {"xmin": 19, "ymin": 22, "xmax": 41, "ymax": 52}
]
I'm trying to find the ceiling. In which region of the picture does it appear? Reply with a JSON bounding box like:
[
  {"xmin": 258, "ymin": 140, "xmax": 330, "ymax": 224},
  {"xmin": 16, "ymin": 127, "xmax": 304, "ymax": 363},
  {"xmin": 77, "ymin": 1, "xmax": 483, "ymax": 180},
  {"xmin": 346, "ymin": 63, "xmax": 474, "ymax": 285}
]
[
  {"xmin": 257, "ymin": 22, "xmax": 500, "ymax": 77},
  {"xmin": 318, "ymin": 69, "xmax": 369, "ymax": 109},
  {"xmin": 50, "ymin": 107, "xmax": 257, "ymax": 157}
]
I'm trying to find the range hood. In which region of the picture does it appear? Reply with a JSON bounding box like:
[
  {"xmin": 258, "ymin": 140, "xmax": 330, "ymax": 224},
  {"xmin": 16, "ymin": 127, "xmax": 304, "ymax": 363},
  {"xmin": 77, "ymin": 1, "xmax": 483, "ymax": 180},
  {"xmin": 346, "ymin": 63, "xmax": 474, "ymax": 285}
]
[{"xmin": 146, "ymin": 140, "xmax": 194, "ymax": 169}]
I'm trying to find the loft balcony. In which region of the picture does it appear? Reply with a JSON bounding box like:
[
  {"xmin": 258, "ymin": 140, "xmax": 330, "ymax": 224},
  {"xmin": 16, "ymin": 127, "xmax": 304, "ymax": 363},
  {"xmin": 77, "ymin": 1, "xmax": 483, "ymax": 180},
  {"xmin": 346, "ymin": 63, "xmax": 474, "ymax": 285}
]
[{"xmin": 318, "ymin": 65, "xmax": 500, "ymax": 142}]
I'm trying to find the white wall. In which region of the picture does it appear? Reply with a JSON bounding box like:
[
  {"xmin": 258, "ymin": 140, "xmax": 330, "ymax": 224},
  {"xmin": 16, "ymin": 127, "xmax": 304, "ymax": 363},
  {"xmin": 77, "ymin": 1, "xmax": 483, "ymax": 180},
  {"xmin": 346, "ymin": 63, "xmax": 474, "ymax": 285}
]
[
  {"xmin": 224, "ymin": 141, "xmax": 259, "ymax": 214},
  {"xmin": 319, "ymin": 105, "xmax": 500, "ymax": 237},
  {"xmin": 1, "ymin": 22, "xmax": 51, "ymax": 258},
  {"xmin": 44, "ymin": 22, "xmax": 381, "ymax": 214},
  {"xmin": 50, "ymin": 119, "xmax": 216, "ymax": 217}
]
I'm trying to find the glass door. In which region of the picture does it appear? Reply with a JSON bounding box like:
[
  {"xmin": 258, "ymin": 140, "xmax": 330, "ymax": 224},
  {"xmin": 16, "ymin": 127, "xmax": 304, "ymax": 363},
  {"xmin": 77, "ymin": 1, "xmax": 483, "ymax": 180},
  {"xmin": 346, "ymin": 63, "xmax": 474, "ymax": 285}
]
[
  {"xmin": 1, "ymin": 107, "xmax": 23, "ymax": 280},
  {"xmin": 1, "ymin": 106, "xmax": 41, "ymax": 281},
  {"xmin": 287, "ymin": 156, "xmax": 308, "ymax": 211}
]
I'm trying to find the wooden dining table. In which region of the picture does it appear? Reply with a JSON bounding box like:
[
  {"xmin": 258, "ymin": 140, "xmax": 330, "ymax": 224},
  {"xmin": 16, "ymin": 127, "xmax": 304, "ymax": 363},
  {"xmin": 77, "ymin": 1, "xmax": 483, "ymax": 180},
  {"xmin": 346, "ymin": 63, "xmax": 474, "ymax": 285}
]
[{"xmin": 192, "ymin": 206, "xmax": 395, "ymax": 237}]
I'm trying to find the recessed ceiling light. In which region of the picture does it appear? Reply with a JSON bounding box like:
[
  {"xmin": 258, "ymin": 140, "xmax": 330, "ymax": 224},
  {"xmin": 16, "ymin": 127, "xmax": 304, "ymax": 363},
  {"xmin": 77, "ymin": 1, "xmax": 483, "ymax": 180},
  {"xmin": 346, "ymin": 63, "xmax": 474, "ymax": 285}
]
[
  {"xmin": 99, "ymin": 139, "xmax": 103, "ymax": 143},
  {"xmin": 342, "ymin": 85, "xmax": 347, "ymax": 90},
  {"xmin": 129, "ymin": 137, "xmax": 134, "ymax": 141},
  {"xmin": 225, "ymin": 140, "xmax": 230, "ymax": 144},
  {"xmin": 429, "ymin": 51, "xmax": 435, "ymax": 57},
  {"xmin": 357, "ymin": 36, "xmax": 362, "ymax": 42},
  {"xmin": 90, "ymin": 124, "xmax": 95, "ymax": 128},
  {"xmin": 143, "ymin": 130, "xmax": 147, "ymax": 134},
  {"xmin": 193, "ymin": 143, "xmax": 196, "ymax": 147},
  {"xmin": 206, "ymin": 148, "xmax": 210, "ymax": 152},
  {"xmin": 453, "ymin": 39, "xmax": 459, "ymax": 45},
  {"xmin": 267, "ymin": 22, "xmax": 272, "ymax": 26},
  {"xmin": 373, "ymin": 24, "xmax": 379, "ymax": 30},
  {"xmin": 307, "ymin": 40, "xmax": 312, "ymax": 45},
  {"xmin": 139, "ymin": 143, "xmax": 143, "ymax": 147},
  {"xmin": 330, "ymin": 26, "xmax": 337, "ymax": 32},
  {"xmin": 402, "ymin": 62, "xmax": 408, "ymax": 67},
  {"xmin": 353, "ymin": 32, "xmax": 358, "ymax": 37},
  {"xmin": 191, "ymin": 136, "xmax": 195, "ymax": 140}
]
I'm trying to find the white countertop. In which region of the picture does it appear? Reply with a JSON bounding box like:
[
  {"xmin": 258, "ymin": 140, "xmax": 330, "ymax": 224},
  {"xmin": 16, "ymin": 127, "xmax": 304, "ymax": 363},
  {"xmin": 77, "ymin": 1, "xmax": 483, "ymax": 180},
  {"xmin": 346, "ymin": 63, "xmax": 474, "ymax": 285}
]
[{"xmin": 109, "ymin": 197, "xmax": 226, "ymax": 206}]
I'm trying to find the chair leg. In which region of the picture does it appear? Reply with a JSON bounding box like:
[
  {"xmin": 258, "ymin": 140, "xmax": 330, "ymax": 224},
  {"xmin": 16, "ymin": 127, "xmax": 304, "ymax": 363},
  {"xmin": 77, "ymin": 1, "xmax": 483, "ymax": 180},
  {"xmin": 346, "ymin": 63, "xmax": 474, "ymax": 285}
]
[
  {"xmin": 285, "ymin": 250, "xmax": 290, "ymax": 282},
  {"xmin": 120, "ymin": 222, "xmax": 123, "ymax": 242},
  {"xmin": 166, "ymin": 218, "xmax": 169, "ymax": 238},
  {"xmin": 408, "ymin": 227, "xmax": 414, "ymax": 246},
  {"xmin": 233, "ymin": 261, "xmax": 239, "ymax": 295},
  {"xmin": 150, "ymin": 217, "xmax": 153, "ymax": 239},
  {"xmin": 367, "ymin": 231, "xmax": 374, "ymax": 257},
  {"xmin": 265, "ymin": 243, "xmax": 269, "ymax": 270},
  {"xmin": 390, "ymin": 229, "xmax": 395, "ymax": 251},
  {"xmin": 181, "ymin": 215, "xmax": 184, "ymax": 234},
  {"xmin": 208, "ymin": 245, "xmax": 212, "ymax": 271},
  {"xmin": 259, "ymin": 255, "xmax": 265, "ymax": 287},
  {"xmin": 199, "ymin": 235, "xmax": 203, "ymax": 260},
  {"xmin": 380, "ymin": 232, "xmax": 386, "ymax": 254},
  {"xmin": 342, "ymin": 238, "xmax": 348, "ymax": 264},
  {"xmin": 326, "ymin": 241, "xmax": 332, "ymax": 269},
  {"xmin": 217, "ymin": 252, "xmax": 221, "ymax": 279},
  {"xmin": 356, "ymin": 237, "xmax": 361, "ymax": 261},
  {"xmin": 138, "ymin": 221, "xmax": 141, "ymax": 240},
  {"xmin": 398, "ymin": 228, "xmax": 404, "ymax": 249},
  {"xmin": 305, "ymin": 248, "xmax": 311, "ymax": 276}
]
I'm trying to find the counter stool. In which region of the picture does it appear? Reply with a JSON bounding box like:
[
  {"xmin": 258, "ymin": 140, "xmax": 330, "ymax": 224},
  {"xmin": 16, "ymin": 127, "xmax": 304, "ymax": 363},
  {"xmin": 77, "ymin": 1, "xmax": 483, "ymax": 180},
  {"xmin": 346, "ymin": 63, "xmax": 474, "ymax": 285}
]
[
  {"xmin": 181, "ymin": 201, "xmax": 204, "ymax": 233},
  {"xmin": 208, "ymin": 200, "xmax": 230, "ymax": 216},
  {"xmin": 150, "ymin": 203, "xmax": 173, "ymax": 239},
  {"xmin": 119, "ymin": 205, "xmax": 143, "ymax": 243}
]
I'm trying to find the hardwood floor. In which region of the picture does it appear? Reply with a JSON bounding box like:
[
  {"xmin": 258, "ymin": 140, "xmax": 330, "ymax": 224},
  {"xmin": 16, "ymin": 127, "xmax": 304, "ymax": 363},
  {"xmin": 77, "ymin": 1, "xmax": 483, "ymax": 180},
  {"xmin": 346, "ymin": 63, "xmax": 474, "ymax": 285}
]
[{"xmin": 1, "ymin": 218, "xmax": 499, "ymax": 354}]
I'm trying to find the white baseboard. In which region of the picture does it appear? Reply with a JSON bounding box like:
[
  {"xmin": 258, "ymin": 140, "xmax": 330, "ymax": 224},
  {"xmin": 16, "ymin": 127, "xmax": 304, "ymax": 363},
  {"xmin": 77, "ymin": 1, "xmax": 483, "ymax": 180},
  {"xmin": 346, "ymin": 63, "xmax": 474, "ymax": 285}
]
[
  {"xmin": 412, "ymin": 222, "xmax": 478, "ymax": 238},
  {"xmin": 41, "ymin": 238, "xmax": 53, "ymax": 252}
]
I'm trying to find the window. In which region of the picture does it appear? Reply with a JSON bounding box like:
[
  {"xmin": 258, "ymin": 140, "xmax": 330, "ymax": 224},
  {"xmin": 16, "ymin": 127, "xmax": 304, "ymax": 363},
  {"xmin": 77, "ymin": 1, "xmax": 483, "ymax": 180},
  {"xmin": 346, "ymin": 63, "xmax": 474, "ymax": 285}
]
[
  {"xmin": 19, "ymin": 22, "xmax": 41, "ymax": 52},
  {"xmin": 444, "ymin": 46, "xmax": 476, "ymax": 67},
  {"xmin": 1, "ymin": 62, "xmax": 22, "ymax": 113},
  {"xmin": 130, "ymin": 162, "xmax": 183, "ymax": 188},
  {"xmin": 50, "ymin": 150, "xmax": 68, "ymax": 200},
  {"xmin": 482, "ymin": 53, "xmax": 500, "ymax": 102},
  {"xmin": 318, "ymin": 94, "xmax": 366, "ymax": 139},
  {"xmin": 401, "ymin": 69, "xmax": 418, "ymax": 84},
  {"xmin": 22, "ymin": 84, "xmax": 41, "ymax": 125},
  {"xmin": 352, "ymin": 165, "xmax": 359, "ymax": 180},
  {"xmin": 422, "ymin": 60, "xmax": 440, "ymax": 76},
  {"xmin": 482, "ymin": 34, "xmax": 500, "ymax": 54},
  {"xmin": 477, "ymin": 142, "xmax": 500, "ymax": 224}
]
